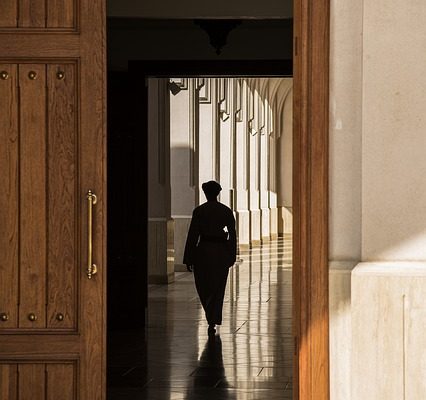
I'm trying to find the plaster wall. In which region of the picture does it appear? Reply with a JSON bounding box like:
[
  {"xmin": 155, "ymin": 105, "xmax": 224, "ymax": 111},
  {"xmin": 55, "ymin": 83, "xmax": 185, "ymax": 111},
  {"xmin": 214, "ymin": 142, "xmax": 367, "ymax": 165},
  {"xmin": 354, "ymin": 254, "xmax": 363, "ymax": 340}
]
[
  {"xmin": 362, "ymin": 0, "xmax": 426, "ymax": 261},
  {"xmin": 328, "ymin": 0, "xmax": 363, "ymax": 398},
  {"xmin": 330, "ymin": 0, "xmax": 426, "ymax": 398},
  {"xmin": 350, "ymin": 1, "xmax": 426, "ymax": 399}
]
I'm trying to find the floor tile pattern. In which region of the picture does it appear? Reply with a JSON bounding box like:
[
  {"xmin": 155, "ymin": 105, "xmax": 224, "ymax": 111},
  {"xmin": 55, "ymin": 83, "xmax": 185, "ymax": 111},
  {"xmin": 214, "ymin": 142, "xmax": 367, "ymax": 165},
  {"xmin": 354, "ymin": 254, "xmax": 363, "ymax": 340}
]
[{"xmin": 108, "ymin": 235, "xmax": 293, "ymax": 400}]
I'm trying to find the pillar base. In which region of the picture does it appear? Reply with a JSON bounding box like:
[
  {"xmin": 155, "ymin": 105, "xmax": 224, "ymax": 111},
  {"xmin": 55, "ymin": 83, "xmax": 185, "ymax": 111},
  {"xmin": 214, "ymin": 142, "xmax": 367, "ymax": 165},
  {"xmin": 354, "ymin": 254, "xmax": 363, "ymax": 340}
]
[
  {"xmin": 236, "ymin": 209, "xmax": 250, "ymax": 249},
  {"xmin": 250, "ymin": 209, "xmax": 261, "ymax": 245},
  {"xmin": 261, "ymin": 207, "xmax": 270, "ymax": 240},
  {"xmin": 148, "ymin": 272, "xmax": 175, "ymax": 284},
  {"xmin": 261, "ymin": 236, "xmax": 271, "ymax": 244},
  {"xmin": 174, "ymin": 263, "xmax": 187, "ymax": 272},
  {"xmin": 148, "ymin": 218, "xmax": 175, "ymax": 285},
  {"xmin": 278, "ymin": 206, "xmax": 293, "ymax": 235},
  {"xmin": 239, "ymin": 243, "xmax": 250, "ymax": 253},
  {"xmin": 270, "ymin": 207, "xmax": 278, "ymax": 239},
  {"xmin": 172, "ymin": 216, "xmax": 192, "ymax": 272}
]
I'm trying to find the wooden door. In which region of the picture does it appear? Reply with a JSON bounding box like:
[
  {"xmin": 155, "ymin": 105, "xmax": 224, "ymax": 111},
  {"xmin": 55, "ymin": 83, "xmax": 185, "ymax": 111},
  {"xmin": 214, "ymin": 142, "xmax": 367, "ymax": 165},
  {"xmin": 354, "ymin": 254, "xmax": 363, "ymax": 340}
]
[{"xmin": 0, "ymin": 2, "xmax": 106, "ymax": 400}]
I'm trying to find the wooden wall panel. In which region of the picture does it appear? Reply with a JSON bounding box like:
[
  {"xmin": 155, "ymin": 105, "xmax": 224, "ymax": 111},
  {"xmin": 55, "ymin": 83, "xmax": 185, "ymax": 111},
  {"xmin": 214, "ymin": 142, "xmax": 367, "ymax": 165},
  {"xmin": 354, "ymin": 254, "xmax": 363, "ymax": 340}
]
[
  {"xmin": 0, "ymin": 1, "xmax": 18, "ymax": 27},
  {"xmin": 19, "ymin": 0, "xmax": 46, "ymax": 28},
  {"xmin": 47, "ymin": 0, "xmax": 75, "ymax": 28},
  {"xmin": 46, "ymin": 64, "xmax": 77, "ymax": 329},
  {"xmin": 0, "ymin": 64, "xmax": 19, "ymax": 329},
  {"xmin": 18, "ymin": 64, "xmax": 47, "ymax": 329},
  {"xmin": 46, "ymin": 364, "xmax": 75, "ymax": 400},
  {"xmin": 18, "ymin": 364, "xmax": 45, "ymax": 400},
  {"xmin": 0, "ymin": 364, "xmax": 17, "ymax": 400}
]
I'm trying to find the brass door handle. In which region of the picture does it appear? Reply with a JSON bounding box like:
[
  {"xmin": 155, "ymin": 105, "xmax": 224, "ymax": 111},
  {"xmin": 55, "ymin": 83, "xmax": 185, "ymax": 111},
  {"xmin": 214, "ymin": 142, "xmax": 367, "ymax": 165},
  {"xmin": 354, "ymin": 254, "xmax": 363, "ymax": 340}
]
[{"xmin": 86, "ymin": 190, "xmax": 98, "ymax": 279}]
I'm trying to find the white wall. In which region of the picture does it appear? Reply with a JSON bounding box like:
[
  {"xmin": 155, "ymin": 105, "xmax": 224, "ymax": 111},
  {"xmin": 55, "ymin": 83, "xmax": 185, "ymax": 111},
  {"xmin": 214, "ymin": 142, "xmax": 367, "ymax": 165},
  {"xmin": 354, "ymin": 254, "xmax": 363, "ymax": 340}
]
[
  {"xmin": 107, "ymin": 0, "xmax": 292, "ymax": 19},
  {"xmin": 362, "ymin": 0, "xmax": 426, "ymax": 261},
  {"xmin": 330, "ymin": 0, "xmax": 426, "ymax": 399},
  {"xmin": 328, "ymin": 1, "xmax": 363, "ymax": 398}
]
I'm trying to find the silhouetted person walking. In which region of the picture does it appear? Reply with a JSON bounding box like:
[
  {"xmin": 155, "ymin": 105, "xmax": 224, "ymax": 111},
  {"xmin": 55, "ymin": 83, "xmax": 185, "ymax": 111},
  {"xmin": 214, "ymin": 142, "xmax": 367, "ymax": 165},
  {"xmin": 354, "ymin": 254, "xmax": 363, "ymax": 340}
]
[{"xmin": 183, "ymin": 181, "xmax": 237, "ymax": 335}]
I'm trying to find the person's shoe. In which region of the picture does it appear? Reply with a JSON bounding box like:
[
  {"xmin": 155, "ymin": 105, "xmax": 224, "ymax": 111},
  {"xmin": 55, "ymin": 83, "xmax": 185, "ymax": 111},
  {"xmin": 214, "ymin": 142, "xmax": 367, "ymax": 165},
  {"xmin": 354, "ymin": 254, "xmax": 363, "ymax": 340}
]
[{"xmin": 208, "ymin": 324, "xmax": 216, "ymax": 335}]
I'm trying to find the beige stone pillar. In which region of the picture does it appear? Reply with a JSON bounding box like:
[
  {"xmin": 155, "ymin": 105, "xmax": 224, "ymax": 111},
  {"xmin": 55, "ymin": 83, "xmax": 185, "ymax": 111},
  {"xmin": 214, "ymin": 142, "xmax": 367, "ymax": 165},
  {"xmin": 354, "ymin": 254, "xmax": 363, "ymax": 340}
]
[
  {"xmin": 234, "ymin": 79, "xmax": 250, "ymax": 250},
  {"xmin": 197, "ymin": 78, "xmax": 215, "ymax": 201},
  {"xmin": 277, "ymin": 82, "xmax": 293, "ymax": 237},
  {"xmin": 148, "ymin": 78, "xmax": 174, "ymax": 284},
  {"xmin": 170, "ymin": 78, "xmax": 197, "ymax": 272},
  {"xmin": 217, "ymin": 78, "xmax": 233, "ymax": 208},
  {"xmin": 247, "ymin": 80, "xmax": 261, "ymax": 246},
  {"xmin": 258, "ymin": 79, "xmax": 271, "ymax": 243}
]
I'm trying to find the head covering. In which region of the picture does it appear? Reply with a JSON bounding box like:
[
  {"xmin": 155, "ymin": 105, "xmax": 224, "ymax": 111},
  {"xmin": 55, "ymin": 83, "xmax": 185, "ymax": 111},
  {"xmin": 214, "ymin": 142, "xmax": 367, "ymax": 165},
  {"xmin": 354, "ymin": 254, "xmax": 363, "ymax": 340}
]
[{"xmin": 202, "ymin": 181, "xmax": 222, "ymax": 198}]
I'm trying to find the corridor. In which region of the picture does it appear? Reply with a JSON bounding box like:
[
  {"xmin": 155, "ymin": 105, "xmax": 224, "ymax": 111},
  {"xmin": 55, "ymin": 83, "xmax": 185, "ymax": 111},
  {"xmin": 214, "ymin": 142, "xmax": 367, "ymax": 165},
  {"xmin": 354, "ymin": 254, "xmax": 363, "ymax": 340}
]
[{"xmin": 108, "ymin": 236, "xmax": 293, "ymax": 400}]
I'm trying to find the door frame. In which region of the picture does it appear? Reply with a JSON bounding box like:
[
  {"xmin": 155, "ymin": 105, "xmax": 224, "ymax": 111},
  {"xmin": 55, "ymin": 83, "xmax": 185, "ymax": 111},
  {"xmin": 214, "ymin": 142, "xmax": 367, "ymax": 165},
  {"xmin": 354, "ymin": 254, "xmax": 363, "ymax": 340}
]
[
  {"xmin": 111, "ymin": 1, "xmax": 331, "ymax": 397},
  {"xmin": 293, "ymin": 1, "xmax": 330, "ymax": 399}
]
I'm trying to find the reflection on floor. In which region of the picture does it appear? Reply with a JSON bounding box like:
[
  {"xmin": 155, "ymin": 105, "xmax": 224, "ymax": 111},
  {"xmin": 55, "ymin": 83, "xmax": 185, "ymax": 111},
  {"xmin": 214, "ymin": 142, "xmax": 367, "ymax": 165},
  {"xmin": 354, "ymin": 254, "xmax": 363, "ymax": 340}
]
[{"xmin": 108, "ymin": 235, "xmax": 293, "ymax": 400}]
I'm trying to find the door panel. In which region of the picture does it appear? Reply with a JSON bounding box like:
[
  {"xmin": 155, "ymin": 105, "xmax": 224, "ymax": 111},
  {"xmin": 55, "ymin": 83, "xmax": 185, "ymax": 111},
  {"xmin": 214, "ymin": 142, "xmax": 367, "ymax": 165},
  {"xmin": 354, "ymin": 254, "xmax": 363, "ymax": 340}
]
[
  {"xmin": 19, "ymin": 0, "xmax": 46, "ymax": 28},
  {"xmin": 0, "ymin": 0, "xmax": 76, "ymax": 29},
  {"xmin": 19, "ymin": 364, "xmax": 46, "ymax": 400},
  {"xmin": 0, "ymin": 62, "xmax": 78, "ymax": 332},
  {"xmin": 0, "ymin": 0, "xmax": 106, "ymax": 398},
  {"xmin": 0, "ymin": 1, "xmax": 17, "ymax": 27},
  {"xmin": 46, "ymin": 63, "xmax": 78, "ymax": 330},
  {"xmin": 0, "ymin": 362, "xmax": 77, "ymax": 400},
  {"xmin": 0, "ymin": 364, "xmax": 17, "ymax": 399},
  {"xmin": 0, "ymin": 64, "xmax": 19, "ymax": 330},
  {"xmin": 19, "ymin": 63, "xmax": 48, "ymax": 329}
]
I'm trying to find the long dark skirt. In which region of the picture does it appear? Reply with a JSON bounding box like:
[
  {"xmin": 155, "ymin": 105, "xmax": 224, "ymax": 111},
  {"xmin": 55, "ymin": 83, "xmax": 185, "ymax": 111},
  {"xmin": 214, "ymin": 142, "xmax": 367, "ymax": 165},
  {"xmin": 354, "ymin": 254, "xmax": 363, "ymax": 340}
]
[{"xmin": 193, "ymin": 243, "xmax": 230, "ymax": 325}]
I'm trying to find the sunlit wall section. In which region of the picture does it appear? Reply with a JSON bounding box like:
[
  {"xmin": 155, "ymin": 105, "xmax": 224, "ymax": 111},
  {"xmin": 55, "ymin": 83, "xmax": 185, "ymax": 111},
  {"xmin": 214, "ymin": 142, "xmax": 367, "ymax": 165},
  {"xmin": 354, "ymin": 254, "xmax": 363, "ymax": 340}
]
[{"xmin": 167, "ymin": 77, "xmax": 293, "ymax": 269}]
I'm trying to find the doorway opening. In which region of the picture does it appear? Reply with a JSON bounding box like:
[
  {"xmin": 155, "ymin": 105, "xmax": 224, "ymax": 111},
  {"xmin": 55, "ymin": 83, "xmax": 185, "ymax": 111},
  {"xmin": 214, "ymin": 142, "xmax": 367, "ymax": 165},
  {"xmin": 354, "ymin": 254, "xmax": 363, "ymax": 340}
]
[{"xmin": 107, "ymin": 57, "xmax": 294, "ymax": 399}]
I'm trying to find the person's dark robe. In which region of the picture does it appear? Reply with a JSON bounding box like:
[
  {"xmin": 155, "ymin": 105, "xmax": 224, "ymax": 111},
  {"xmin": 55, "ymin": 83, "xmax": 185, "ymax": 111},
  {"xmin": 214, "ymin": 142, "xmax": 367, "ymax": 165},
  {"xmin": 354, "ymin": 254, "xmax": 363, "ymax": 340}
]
[{"xmin": 183, "ymin": 200, "xmax": 237, "ymax": 325}]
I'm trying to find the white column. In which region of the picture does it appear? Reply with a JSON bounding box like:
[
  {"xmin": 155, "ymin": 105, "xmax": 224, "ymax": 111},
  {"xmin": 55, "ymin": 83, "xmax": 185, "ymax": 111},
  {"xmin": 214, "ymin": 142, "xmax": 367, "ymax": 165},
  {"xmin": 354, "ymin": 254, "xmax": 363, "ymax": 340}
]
[
  {"xmin": 259, "ymin": 79, "xmax": 271, "ymax": 243},
  {"xmin": 277, "ymin": 82, "xmax": 293, "ymax": 236},
  {"xmin": 218, "ymin": 78, "xmax": 232, "ymax": 208},
  {"xmin": 234, "ymin": 79, "xmax": 250, "ymax": 250},
  {"xmin": 247, "ymin": 79, "xmax": 261, "ymax": 246},
  {"xmin": 197, "ymin": 78, "xmax": 215, "ymax": 201},
  {"xmin": 170, "ymin": 78, "xmax": 197, "ymax": 271},
  {"xmin": 148, "ymin": 78, "xmax": 174, "ymax": 284},
  {"xmin": 268, "ymin": 89, "xmax": 279, "ymax": 240}
]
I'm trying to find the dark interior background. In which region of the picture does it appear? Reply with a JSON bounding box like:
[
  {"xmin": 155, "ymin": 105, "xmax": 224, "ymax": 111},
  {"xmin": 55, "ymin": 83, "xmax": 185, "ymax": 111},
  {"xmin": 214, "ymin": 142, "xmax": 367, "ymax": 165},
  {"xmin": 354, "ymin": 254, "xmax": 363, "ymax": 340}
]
[{"xmin": 106, "ymin": 18, "xmax": 294, "ymax": 332}]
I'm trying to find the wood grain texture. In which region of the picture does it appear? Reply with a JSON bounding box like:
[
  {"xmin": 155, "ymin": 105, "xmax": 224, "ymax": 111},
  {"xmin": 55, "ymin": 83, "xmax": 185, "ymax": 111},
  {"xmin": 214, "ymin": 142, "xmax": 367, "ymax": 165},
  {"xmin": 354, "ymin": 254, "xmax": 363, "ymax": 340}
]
[
  {"xmin": 47, "ymin": 0, "xmax": 75, "ymax": 28},
  {"xmin": 0, "ymin": 0, "xmax": 106, "ymax": 396},
  {"xmin": 46, "ymin": 63, "xmax": 77, "ymax": 330},
  {"xmin": 19, "ymin": 0, "xmax": 46, "ymax": 28},
  {"xmin": 0, "ymin": 64, "xmax": 19, "ymax": 329},
  {"xmin": 0, "ymin": 364, "xmax": 17, "ymax": 400},
  {"xmin": 0, "ymin": 35, "xmax": 80, "ymax": 58},
  {"xmin": 0, "ymin": 1, "xmax": 18, "ymax": 27},
  {"xmin": 18, "ymin": 364, "xmax": 45, "ymax": 400},
  {"xmin": 18, "ymin": 64, "xmax": 47, "ymax": 329},
  {"xmin": 79, "ymin": 0, "xmax": 106, "ymax": 395},
  {"xmin": 293, "ymin": 0, "xmax": 330, "ymax": 399},
  {"xmin": 46, "ymin": 363, "xmax": 75, "ymax": 400}
]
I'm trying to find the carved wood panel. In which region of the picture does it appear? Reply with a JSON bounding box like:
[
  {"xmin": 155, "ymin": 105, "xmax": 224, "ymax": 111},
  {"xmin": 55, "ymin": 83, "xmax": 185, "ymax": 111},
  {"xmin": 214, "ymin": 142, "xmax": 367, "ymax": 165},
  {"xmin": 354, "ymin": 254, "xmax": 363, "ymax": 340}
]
[
  {"xmin": 0, "ymin": 0, "xmax": 77, "ymax": 29},
  {"xmin": 0, "ymin": 62, "xmax": 78, "ymax": 332},
  {"xmin": 0, "ymin": 362, "xmax": 76, "ymax": 399}
]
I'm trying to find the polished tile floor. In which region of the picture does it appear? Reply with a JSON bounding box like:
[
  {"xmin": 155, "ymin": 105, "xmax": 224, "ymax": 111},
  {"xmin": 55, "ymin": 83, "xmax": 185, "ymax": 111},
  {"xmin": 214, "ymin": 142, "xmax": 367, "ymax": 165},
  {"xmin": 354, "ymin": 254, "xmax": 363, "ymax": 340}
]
[{"xmin": 108, "ymin": 235, "xmax": 293, "ymax": 400}]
